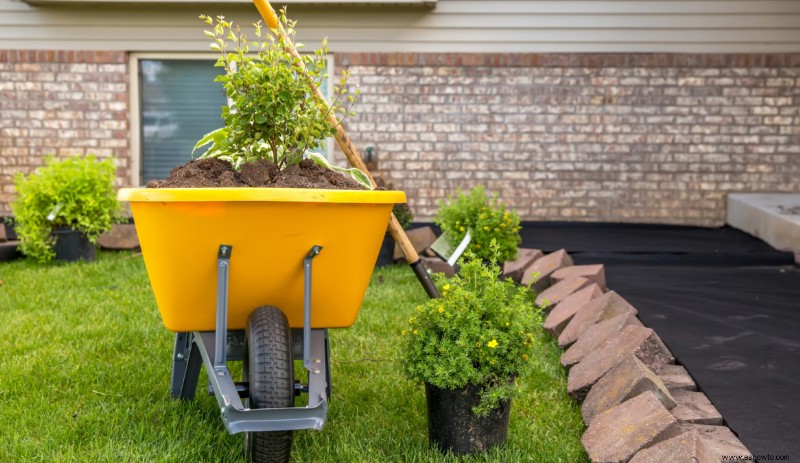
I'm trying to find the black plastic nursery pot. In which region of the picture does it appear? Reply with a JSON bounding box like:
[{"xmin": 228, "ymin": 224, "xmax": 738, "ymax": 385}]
[
  {"xmin": 2, "ymin": 217, "xmax": 17, "ymax": 241},
  {"xmin": 374, "ymin": 231, "xmax": 395, "ymax": 267},
  {"xmin": 52, "ymin": 227, "xmax": 96, "ymax": 262},
  {"xmin": 425, "ymin": 382, "xmax": 512, "ymax": 455}
]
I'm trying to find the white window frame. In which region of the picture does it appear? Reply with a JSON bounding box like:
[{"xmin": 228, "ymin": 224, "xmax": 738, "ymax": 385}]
[{"xmin": 129, "ymin": 52, "xmax": 336, "ymax": 187}]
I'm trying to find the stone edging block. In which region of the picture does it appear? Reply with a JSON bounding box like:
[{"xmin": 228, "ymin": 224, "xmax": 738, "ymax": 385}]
[
  {"xmin": 527, "ymin": 255, "xmax": 754, "ymax": 461},
  {"xmin": 582, "ymin": 391, "xmax": 682, "ymax": 463},
  {"xmin": 521, "ymin": 249, "xmax": 573, "ymax": 291},
  {"xmin": 582, "ymin": 355, "xmax": 676, "ymax": 426},
  {"xmin": 568, "ymin": 325, "xmax": 674, "ymax": 401},
  {"xmin": 543, "ymin": 283, "xmax": 604, "ymax": 337},
  {"xmin": 670, "ymin": 390, "xmax": 723, "ymax": 425},
  {"xmin": 535, "ymin": 276, "xmax": 592, "ymax": 309},
  {"xmin": 551, "ymin": 264, "xmax": 606, "ymax": 291},
  {"xmin": 629, "ymin": 430, "xmax": 714, "ymax": 463},
  {"xmin": 561, "ymin": 311, "xmax": 642, "ymax": 370},
  {"xmin": 503, "ymin": 248, "xmax": 543, "ymax": 283},
  {"xmin": 558, "ymin": 290, "xmax": 637, "ymax": 348}
]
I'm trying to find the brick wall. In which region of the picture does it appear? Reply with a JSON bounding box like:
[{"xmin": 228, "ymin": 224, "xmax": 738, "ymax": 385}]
[
  {"xmin": 336, "ymin": 53, "xmax": 800, "ymax": 226},
  {"xmin": 0, "ymin": 50, "xmax": 130, "ymax": 214},
  {"xmin": 1, "ymin": 51, "xmax": 798, "ymax": 227}
]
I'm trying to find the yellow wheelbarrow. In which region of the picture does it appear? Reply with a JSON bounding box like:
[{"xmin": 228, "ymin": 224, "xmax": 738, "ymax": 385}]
[{"xmin": 118, "ymin": 186, "xmax": 405, "ymax": 463}]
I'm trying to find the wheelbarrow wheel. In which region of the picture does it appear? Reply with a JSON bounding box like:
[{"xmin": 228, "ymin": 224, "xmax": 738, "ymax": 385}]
[{"xmin": 244, "ymin": 306, "xmax": 294, "ymax": 463}]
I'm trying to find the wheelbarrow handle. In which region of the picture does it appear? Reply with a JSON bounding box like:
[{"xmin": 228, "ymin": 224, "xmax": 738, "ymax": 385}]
[{"xmin": 252, "ymin": 0, "xmax": 440, "ymax": 299}]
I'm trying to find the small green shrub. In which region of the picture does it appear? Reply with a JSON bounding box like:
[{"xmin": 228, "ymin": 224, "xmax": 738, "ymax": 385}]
[
  {"xmin": 402, "ymin": 242, "xmax": 543, "ymax": 416},
  {"xmin": 194, "ymin": 13, "xmax": 358, "ymax": 172},
  {"xmin": 434, "ymin": 186, "xmax": 521, "ymax": 262},
  {"xmin": 11, "ymin": 155, "xmax": 122, "ymax": 262}
]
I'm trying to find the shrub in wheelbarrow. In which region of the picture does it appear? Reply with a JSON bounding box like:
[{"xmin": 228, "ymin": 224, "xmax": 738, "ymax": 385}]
[
  {"xmin": 402, "ymin": 241, "xmax": 544, "ymax": 455},
  {"xmin": 117, "ymin": 8, "xmax": 404, "ymax": 463}
]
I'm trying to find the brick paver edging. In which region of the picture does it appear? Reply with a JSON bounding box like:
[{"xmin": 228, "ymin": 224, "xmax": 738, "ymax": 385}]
[{"xmin": 501, "ymin": 248, "xmax": 754, "ymax": 463}]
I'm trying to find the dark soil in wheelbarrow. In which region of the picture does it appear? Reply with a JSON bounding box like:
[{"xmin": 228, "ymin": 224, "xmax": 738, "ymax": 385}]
[{"xmin": 146, "ymin": 158, "xmax": 366, "ymax": 190}]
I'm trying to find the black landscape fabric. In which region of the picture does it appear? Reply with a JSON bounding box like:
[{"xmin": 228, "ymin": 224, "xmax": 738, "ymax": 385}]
[{"xmin": 520, "ymin": 223, "xmax": 800, "ymax": 459}]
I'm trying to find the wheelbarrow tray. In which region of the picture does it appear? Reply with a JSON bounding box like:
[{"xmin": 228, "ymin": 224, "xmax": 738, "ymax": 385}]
[{"xmin": 118, "ymin": 187, "xmax": 405, "ymax": 332}]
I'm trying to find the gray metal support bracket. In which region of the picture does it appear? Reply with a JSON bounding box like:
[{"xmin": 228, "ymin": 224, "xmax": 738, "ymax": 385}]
[
  {"xmin": 215, "ymin": 245, "xmax": 232, "ymax": 370},
  {"xmin": 303, "ymin": 245, "xmax": 323, "ymax": 374},
  {"xmin": 173, "ymin": 243, "xmax": 330, "ymax": 434}
]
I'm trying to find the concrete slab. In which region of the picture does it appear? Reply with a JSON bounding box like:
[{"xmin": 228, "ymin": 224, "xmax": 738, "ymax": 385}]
[{"xmin": 727, "ymin": 193, "xmax": 800, "ymax": 253}]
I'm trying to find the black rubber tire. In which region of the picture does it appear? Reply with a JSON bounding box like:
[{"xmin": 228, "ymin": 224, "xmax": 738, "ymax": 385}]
[{"xmin": 243, "ymin": 306, "xmax": 294, "ymax": 463}]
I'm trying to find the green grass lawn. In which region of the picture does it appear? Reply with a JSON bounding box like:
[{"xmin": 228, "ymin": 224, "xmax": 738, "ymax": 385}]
[{"xmin": 0, "ymin": 252, "xmax": 587, "ymax": 462}]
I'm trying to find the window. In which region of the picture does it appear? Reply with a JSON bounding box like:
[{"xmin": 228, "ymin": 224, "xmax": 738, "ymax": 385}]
[{"xmin": 131, "ymin": 55, "xmax": 334, "ymax": 186}]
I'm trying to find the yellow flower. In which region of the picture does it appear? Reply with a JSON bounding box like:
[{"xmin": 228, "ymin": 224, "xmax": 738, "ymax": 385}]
[
  {"xmin": 409, "ymin": 317, "xmax": 416, "ymax": 323},
  {"xmin": 443, "ymin": 284, "xmax": 450, "ymax": 291},
  {"xmin": 483, "ymin": 226, "xmax": 489, "ymax": 231},
  {"xmin": 522, "ymin": 354, "xmax": 529, "ymax": 361},
  {"xmin": 437, "ymin": 305, "xmax": 444, "ymax": 313},
  {"xmin": 416, "ymin": 305, "xmax": 423, "ymax": 312},
  {"xmin": 487, "ymin": 339, "xmax": 499, "ymax": 349},
  {"xmin": 459, "ymin": 226, "xmax": 465, "ymax": 232},
  {"xmin": 401, "ymin": 330, "xmax": 408, "ymax": 336},
  {"xmin": 505, "ymin": 322, "xmax": 510, "ymax": 327},
  {"xmin": 413, "ymin": 329, "xmax": 418, "ymax": 335}
]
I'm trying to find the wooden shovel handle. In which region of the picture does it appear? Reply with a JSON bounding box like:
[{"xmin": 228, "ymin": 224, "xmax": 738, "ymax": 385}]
[{"xmin": 252, "ymin": 0, "xmax": 421, "ymax": 264}]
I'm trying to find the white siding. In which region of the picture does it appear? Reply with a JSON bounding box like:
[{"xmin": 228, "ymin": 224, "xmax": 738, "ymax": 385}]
[{"xmin": 1, "ymin": 0, "xmax": 799, "ymax": 52}]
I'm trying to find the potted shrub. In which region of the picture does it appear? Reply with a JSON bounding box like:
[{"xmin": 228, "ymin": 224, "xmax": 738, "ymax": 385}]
[
  {"xmin": 402, "ymin": 241, "xmax": 543, "ymax": 455},
  {"xmin": 11, "ymin": 155, "xmax": 121, "ymax": 263},
  {"xmin": 435, "ymin": 186, "xmax": 522, "ymax": 264}
]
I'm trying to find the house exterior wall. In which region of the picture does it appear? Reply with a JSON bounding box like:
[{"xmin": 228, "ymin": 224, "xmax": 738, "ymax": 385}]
[
  {"xmin": 0, "ymin": 50, "xmax": 130, "ymax": 213},
  {"xmin": 1, "ymin": 0, "xmax": 799, "ymax": 225},
  {"xmin": 335, "ymin": 53, "xmax": 800, "ymax": 225},
  {"xmin": 1, "ymin": 1, "xmax": 800, "ymax": 52}
]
